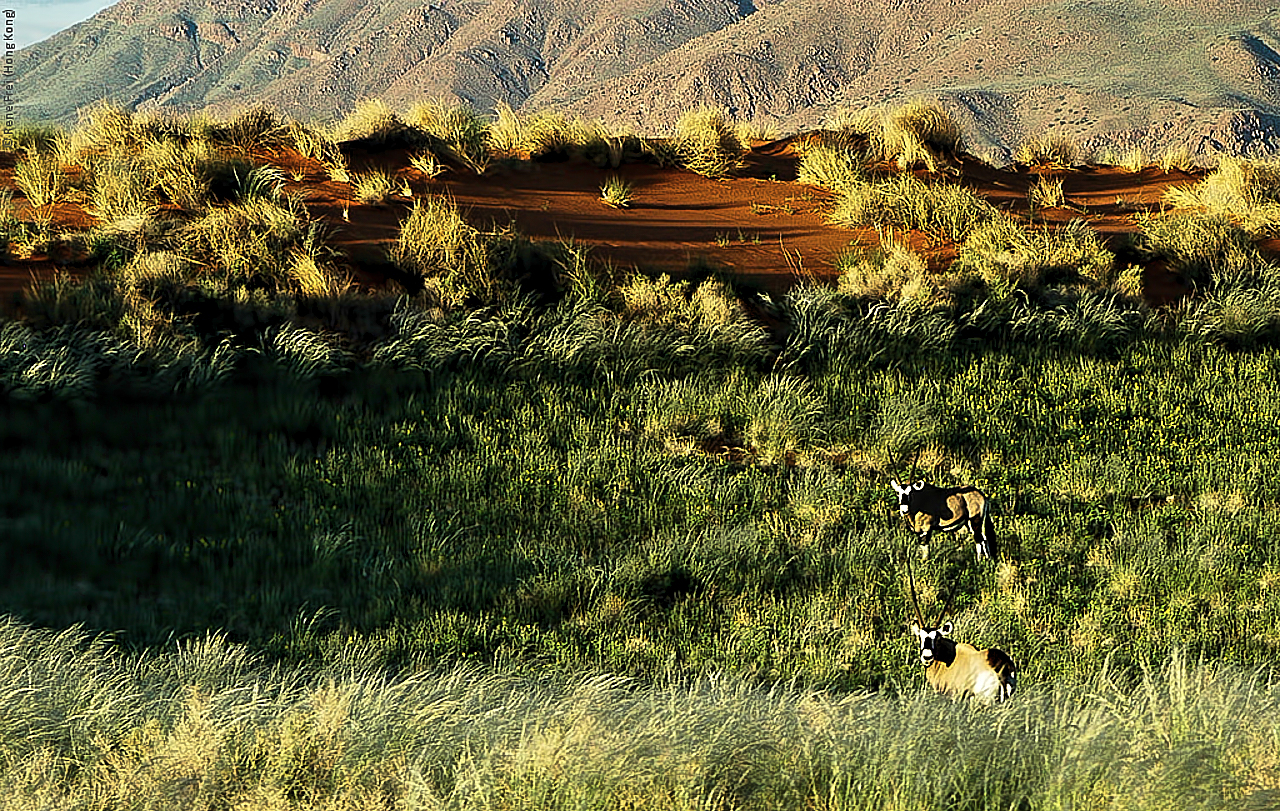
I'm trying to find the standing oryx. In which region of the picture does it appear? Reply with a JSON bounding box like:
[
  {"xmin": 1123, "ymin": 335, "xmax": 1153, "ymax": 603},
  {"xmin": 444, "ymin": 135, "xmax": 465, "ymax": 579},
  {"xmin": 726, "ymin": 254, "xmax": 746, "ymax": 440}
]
[
  {"xmin": 891, "ymin": 479, "xmax": 998, "ymax": 562},
  {"xmin": 906, "ymin": 557, "xmax": 1016, "ymax": 704}
]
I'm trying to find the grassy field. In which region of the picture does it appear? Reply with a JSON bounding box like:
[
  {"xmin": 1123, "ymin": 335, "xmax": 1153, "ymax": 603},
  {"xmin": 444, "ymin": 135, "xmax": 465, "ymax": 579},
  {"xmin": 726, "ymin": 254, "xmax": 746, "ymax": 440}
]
[{"xmin": 2, "ymin": 103, "xmax": 1280, "ymax": 808}]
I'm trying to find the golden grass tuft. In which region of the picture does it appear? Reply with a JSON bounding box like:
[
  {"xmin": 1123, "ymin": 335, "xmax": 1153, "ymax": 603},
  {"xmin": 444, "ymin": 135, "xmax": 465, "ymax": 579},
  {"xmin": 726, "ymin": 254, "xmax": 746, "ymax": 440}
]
[
  {"xmin": 879, "ymin": 100, "xmax": 963, "ymax": 172},
  {"xmin": 14, "ymin": 148, "xmax": 68, "ymax": 207},
  {"xmin": 390, "ymin": 195, "xmax": 501, "ymax": 305},
  {"xmin": 673, "ymin": 105, "xmax": 745, "ymax": 178},
  {"xmin": 598, "ymin": 175, "xmax": 634, "ymax": 209},
  {"xmin": 329, "ymin": 98, "xmax": 408, "ymax": 145},
  {"xmin": 1015, "ymin": 132, "xmax": 1081, "ymax": 168},
  {"xmin": 404, "ymin": 98, "xmax": 491, "ymax": 173},
  {"xmin": 1163, "ymin": 156, "xmax": 1280, "ymax": 235},
  {"xmin": 837, "ymin": 230, "xmax": 932, "ymax": 303},
  {"xmin": 350, "ymin": 170, "xmax": 395, "ymax": 205}
]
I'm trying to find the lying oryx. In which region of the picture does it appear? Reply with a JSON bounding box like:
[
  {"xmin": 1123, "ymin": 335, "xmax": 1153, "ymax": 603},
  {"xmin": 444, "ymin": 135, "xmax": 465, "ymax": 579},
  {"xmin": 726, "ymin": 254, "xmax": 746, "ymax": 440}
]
[
  {"xmin": 906, "ymin": 557, "xmax": 1016, "ymax": 704},
  {"xmin": 891, "ymin": 479, "xmax": 998, "ymax": 562}
]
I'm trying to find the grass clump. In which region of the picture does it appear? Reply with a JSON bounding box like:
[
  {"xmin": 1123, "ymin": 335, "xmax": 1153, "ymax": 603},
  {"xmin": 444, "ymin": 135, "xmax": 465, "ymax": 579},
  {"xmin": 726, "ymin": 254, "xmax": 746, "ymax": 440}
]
[
  {"xmin": 328, "ymin": 98, "xmax": 419, "ymax": 147},
  {"xmin": 144, "ymin": 139, "xmax": 255, "ymax": 212},
  {"xmin": 207, "ymin": 106, "xmax": 290, "ymax": 151},
  {"xmin": 836, "ymin": 230, "xmax": 935, "ymax": 303},
  {"xmin": 390, "ymin": 195, "xmax": 511, "ymax": 305},
  {"xmin": 796, "ymin": 141, "xmax": 869, "ymax": 192},
  {"xmin": 641, "ymin": 368, "xmax": 823, "ymax": 464},
  {"xmin": 1182, "ymin": 284, "xmax": 1280, "ymax": 349},
  {"xmin": 599, "ymin": 175, "xmax": 634, "ymax": 208},
  {"xmin": 1014, "ymin": 132, "xmax": 1081, "ymax": 168},
  {"xmin": 184, "ymin": 197, "xmax": 343, "ymax": 297},
  {"xmin": 829, "ymin": 173, "xmax": 998, "ymax": 242},
  {"xmin": 409, "ymin": 151, "xmax": 445, "ymax": 178},
  {"xmin": 1027, "ymin": 174, "xmax": 1066, "ymax": 210},
  {"xmin": 1135, "ymin": 212, "xmax": 1270, "ymax": 290},
  {"xmin": 829, "ymin": 100, "xmax": 963, "ymax": 173},
  {"xmin": 405, "ymin": 99, "xmax": 492, "ymax": 173},
  {"xmin": 86, "ymin": 157, "xmax": 157, "ymax": 223},
  {"xmin": 13, "ymin": 147, "xmax": 68, "ymax": 207},
  {"xmin": 672, "ymin": 106, "xmax": 745, "ymax": 178},
  {"xmin": 1164, "ymin": 156, "xmax": 1280, "ymax": 235},
  {"xmin": 287, "ymin": 121, "xmax": 351, "ymax": 182},
  {"xmin": 877, "ymin": 100, "xmax": 963, "ymax": 172},
  {"xmin": 956, "ymin": 217, "xmax": 1115, "ymax": 300},
  {"xmin": 488, "ymin": 104, "xmax": 641, "ymax": 168},
  {"xmin": 350, "ymin": 170, "xmax": 395, "ymax": 205}
]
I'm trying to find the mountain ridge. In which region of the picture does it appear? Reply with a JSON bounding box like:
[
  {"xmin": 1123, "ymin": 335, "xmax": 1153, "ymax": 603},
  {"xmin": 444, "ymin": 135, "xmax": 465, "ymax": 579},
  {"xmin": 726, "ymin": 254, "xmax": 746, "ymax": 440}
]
[{"xmin": 14, "ymin": 0, "xmax": 1280, "ymax": 162}]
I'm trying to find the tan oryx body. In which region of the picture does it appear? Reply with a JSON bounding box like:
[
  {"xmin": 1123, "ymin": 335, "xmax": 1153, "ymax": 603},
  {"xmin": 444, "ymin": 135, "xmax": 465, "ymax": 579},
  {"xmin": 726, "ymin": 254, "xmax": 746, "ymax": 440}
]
[
  {"xmin": 891, "ymin": 479, "xmax": 998, "ymax": 562},
  {"xmin": 914, "ymin": 624, "xmax": 1017, "ymax": 704},
  {"xmin": 906, "ymin": 558, "xmax": 1016, "ymax": 704}
]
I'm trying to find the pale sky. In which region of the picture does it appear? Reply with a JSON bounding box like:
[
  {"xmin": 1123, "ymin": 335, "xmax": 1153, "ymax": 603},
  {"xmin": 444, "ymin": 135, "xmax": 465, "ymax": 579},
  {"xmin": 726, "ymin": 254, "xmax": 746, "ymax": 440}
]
[{"xmin": 11, "ymin": 0, "xmax": 116, "ymax": 49}]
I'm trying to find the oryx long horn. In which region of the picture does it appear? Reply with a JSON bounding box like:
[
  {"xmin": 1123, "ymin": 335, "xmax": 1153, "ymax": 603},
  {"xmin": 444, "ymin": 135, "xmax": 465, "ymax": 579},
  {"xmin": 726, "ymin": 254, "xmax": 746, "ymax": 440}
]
[
  {"xmin": 905, "ymin": 548, "xmax": 925, "ymax": 627},
  {"xmin": 934, "ymin": 591, "xmax": 955, "ymax": 628}
]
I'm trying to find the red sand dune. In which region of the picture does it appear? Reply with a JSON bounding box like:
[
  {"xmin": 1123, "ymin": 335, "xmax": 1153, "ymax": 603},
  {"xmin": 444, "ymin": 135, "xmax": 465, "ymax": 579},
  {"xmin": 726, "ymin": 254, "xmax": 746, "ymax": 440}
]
[{"xmin": 0, "ymin": 139, "xmax": 1213, "ymax": 314}]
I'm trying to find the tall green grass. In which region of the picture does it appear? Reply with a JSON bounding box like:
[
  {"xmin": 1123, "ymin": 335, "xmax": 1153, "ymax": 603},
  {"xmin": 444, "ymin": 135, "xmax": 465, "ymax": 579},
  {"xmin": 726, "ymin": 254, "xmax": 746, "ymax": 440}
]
[{"xmin": 0, "ymin": 621, "xmax": 1274, "ymax": 811}]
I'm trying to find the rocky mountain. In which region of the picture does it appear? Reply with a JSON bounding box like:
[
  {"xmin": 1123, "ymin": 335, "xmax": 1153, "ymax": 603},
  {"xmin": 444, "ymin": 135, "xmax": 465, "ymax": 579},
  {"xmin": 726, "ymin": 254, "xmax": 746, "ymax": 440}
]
[{"xmin": 14, "ymin": 0, "xmax": 1280, "ymax": 161}]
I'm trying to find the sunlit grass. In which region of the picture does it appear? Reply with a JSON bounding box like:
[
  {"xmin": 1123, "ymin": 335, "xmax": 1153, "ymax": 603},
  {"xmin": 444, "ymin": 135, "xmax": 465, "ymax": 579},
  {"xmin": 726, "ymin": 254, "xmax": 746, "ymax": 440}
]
[{"xmin": 0, "ymin": 621, "xmax": 1274, "ymax": 811}]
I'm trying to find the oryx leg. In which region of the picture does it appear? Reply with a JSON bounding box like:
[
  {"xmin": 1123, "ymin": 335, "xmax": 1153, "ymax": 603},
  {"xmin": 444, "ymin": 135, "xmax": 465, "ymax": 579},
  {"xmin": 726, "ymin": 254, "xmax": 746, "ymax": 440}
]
[
  {"xmin": 970, "ymin": 514, "xmax": 995, "ymax": 561},
  {"xmin": 917, "ymin": 529, "xmax": 931, "ymax": 561}
]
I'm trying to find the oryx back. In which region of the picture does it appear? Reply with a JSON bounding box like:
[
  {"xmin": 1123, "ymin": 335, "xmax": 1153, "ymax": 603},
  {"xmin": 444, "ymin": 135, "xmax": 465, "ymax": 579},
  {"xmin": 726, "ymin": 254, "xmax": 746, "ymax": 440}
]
[{"xmin": 891, "ymin": 479, "xmax": 998, "ymax": 562}]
